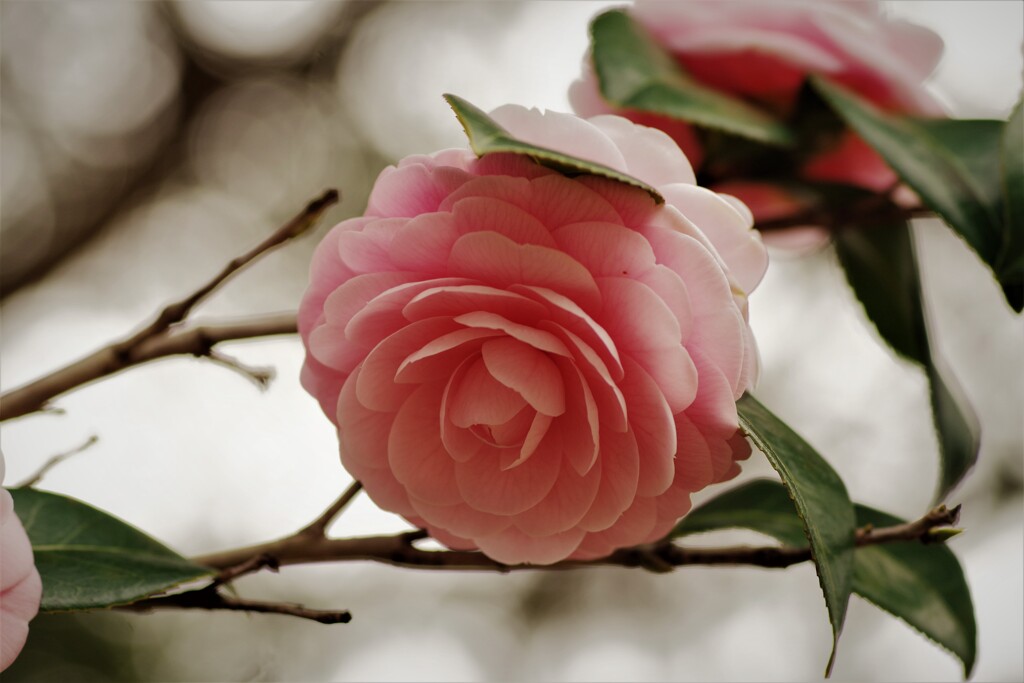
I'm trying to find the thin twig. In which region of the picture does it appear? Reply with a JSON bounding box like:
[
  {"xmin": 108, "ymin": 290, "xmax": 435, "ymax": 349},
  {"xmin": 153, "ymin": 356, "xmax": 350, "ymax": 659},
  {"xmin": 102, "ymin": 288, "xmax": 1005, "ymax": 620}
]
[
  {"xmin": 205, "ymin": 350, "xmax": 276, "ymax": 390},
  {"xmin": 192, "ymin": 504, "xmax": 961, "ymax": 577},
  {"xmin": 114, "ymin": 189, "xmax": 337, "ymax": 347},
  {"xmin": 119, "ymin": 585, "xmax": 351, "ymax": 624},
  {"xmin": 297, "ymin": 481, "xmax": 364, "ymax": 539},
  {"xmin": 0, "ymin": 189, "xmax": 335, "ymax": 422},
  {"xmin": 17, "ymin": 435, "xmax": 100, "ymax": 487}
]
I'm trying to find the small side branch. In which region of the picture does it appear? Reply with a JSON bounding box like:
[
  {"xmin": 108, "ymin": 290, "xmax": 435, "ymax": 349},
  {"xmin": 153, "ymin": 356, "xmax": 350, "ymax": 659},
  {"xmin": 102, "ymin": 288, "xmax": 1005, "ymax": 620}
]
[
  {"xmin": 120, "ymin": 585, "xmax": 351, "ymax": 625},
  {"xmin": 0, "ymin": 190, "xmax": 335, "ymax": 422},
  {"xmin": 17, "ymin": 435, "xmax": 99, "ymax": 487},
  {"xmin": 297, "ymin": 481, "xmax": 364, "ymax": 539}
]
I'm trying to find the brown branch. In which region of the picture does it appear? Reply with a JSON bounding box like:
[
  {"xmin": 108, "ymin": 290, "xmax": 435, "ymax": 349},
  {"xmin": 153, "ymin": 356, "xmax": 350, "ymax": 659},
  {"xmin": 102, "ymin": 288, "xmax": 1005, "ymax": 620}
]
[
  {"xmin": 119, "ymin": 585, "xmax": 350, "ymax": 625},
  {"xmin": 114, "ymin": 189, "xmax": 337, "ymax": 346},
  {"xmin": 17, "ymin": 435, "xmax": 99, "ymax": 487},
  {"xmin": 0, "ymin": 189, "xmax": 335, "ymax": 422},
  {"xmin": 192, "ymin": 504, "xmax": 961, "ymax": 577},
  {"xmin": 296, "ymin": 481, "xmax": 364, "ymax": 539}
]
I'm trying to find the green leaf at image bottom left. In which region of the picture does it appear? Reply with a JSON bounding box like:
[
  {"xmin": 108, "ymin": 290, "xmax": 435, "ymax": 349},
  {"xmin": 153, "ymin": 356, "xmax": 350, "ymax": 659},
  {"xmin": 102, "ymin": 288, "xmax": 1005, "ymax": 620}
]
[{"xmin": 9, "ymin": 487, "xmax": 213, "ymax": 612}]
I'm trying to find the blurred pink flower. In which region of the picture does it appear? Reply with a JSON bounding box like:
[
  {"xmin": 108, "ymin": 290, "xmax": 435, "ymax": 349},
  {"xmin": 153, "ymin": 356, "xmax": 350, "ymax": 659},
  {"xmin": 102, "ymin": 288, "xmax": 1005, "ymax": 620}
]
[
  {"xmin": 299, "ymin": 106, "xmax": 765, "ymax": 564},
  {"xmin": 1, "ymin": 457, "xmax": 42, "ymax": 672},
  {"xmin": 571, "ymin": 0, "xmax": 943, "ymax": 223}
]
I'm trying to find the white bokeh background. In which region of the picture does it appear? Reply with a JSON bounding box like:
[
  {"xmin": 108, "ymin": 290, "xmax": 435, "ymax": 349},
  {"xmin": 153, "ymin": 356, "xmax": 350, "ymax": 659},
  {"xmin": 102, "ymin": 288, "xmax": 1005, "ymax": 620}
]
[{"xmin": 1, "ymin": 2, "xmax": 1021, "ymax": 681}]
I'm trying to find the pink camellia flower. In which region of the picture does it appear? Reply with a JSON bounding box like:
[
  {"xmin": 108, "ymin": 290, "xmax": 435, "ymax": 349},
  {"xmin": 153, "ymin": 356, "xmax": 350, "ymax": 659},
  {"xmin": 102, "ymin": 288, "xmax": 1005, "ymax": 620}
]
[
  {"xmin": 571, "ymin": 0, "xmax": 943, "ymax": 222},
  {"xmin": 299, "ymin": 105, "xmax": 766, "ymax": 564},
  {"xmin": 1, "ymin": 457, "xmax": 42, "ymax": 672}
]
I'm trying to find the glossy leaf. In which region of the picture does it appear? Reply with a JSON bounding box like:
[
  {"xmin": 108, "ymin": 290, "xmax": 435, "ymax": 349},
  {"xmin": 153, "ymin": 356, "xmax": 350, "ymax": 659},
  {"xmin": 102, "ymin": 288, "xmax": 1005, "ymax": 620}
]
[
  {"xmin": 443, "ymin": 93, "xmax": 663, "ymax": 203},
  {"xmin": 589, "ymin": 10, "xmax": 793, "ymax": 146},
  {"xmin": 677, "ymin": 480, "xmax": 976, "ymax": 678},
  {"xmin": 735, "ymin": 394, "xmax": 856, "ymax": 676},
  {"xmin": 834, "ymin": 222, "xmax": 980, "ymax": 498},
  {"xmin": 999, "ymin": 97, "xmax": 1024, "ymax": 311},
  {"xmin": 811, "ymin": 76, "xmax": 1019, "ymax": 311},
  {"xmin": 9, "ymin": 487, "xmax": 213, "ymax": 611}
]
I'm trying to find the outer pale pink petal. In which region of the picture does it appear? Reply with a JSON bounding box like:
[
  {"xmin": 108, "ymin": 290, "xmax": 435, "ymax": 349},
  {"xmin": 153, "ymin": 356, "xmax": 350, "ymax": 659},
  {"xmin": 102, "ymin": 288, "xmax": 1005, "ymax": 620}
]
[
  {"xmin": 388, "ymin": 382, "xmax": 463, "ymax": 506},
  {"xmin": 1, "ymin": 487, "xmax": 41, "ymax": 672},
  {"xmin": 299, "ymin": 357, "xmax": 347, "ymax": 423},
  {"xmin": 390, "ymin": 212, "xmax": 461, "ymax": 273},
  {"xmin": 481, "ymin": 338, "xmax": 565, "ymax": 417},
  {"xmin": 641, "ymin": 227, "xmax": 748, "ymax": 392},
  {"xmin": 548, "ymin": 325, "xmax": 628, "ymax": 434},
  {"xmin": 577, "ymin": 427, "xmax": 640, "ymax": 532},
  {"xmin": 580, "ymin": 495, "xmax": 658, "ymax": 552},
  {"xmin": 511, "ymin": 459, "xmax": 602, "ymax": 537},
  {"xmin": 588, "ymin": 113, "xmax": 697, "ymax": 186},
  {"xmin": 453, "ymin": 434, "xmax": 563, "ymax": 516},
  {"xmin": 1, "ymin": 570, "xmax": 41, "ymax": 673},
  {"xmin": 475, "ymin": 525, "xmax": 586, "ymax": 566},
  {"xmin": 525, "ymin": 175, "xmax": 624, "ymax": 228},
  {"xmin": 452, "ymin": 197, "xmax": 558, "ymax": 248},
  {"xmin": 470, "ymin": 153, "xmax": 557, "ymax": 181},
  {"xmin": 322, "ymin": 272, "xmax": 422, "ymax": 330},
  {"xmin": 597, "ymin": 277, "xmax": 698, "ymax": 413},
  {"xmin": 489, "ymin": 105, "xmax": 628, "ymax": 174},
  {"xmin": 660, "ymin": 183, "xmax": 767, "ymax": 294},
  {"xmin": 409, "ymin": 497, "xmax": 513, "ymax": 539},
  {"xmin": 396, "ymin": 327, "xmax": 502, "ymax": 385},
  {"xmin": 687, "ymin": 347, "xmax": 743, "ymax": 432},
  {"xmin": 345, "ymin": 278, "xmax": 472, "ymax": 347},
  {"xmin": 366, "ymin": 162, "xmax": 473, "ymax": 218},
  {"xmin": 552, "ymin": 221, "xmax": 657, "ymax": 278},
  {"xmin": 446, "ymin": 357, "xmax": 528, "ymax": 428},
  {"xmin": 299, "ymin": 220, "xmax": 362, "ymax": 339},
  {"xmin": 454, "ymin": 311, "xmax": 571, "ymax": 358},
  {"xmin": 576, "ymin": 176, "xmax": 661, "ymax": 228},
  {"xmin": 514, "ymin": 286, "xmax": 623, "ymax": 380},
  {"xmin": 438, "ymin": 176, "xmax": 534, "ymax": 214},
  {"xmin": 403, "ymin": 286, "xmax": 548, "ymax": 327},
  {"xmin": 336, "ymin": 218, "xmax": 404, "ymax": 274},
  {"xmin": 356, "ymin": 465, "xmax": 419, "ymax": 519},
  {"xmin": 634, "ymin": 264, "xmax": 694, "ymax": 343},
  {"xmin": 356, "ymin": 318, "xmax": 462, "ymax": 412},
  {"xmin": 448, "ymin": 232, "xmax": 602, "ymax": 312},
  {"xmin": 619, "ymin": 357, "xmax": 677, "ymax": 498},
  {"xmin": 337, "ymin": 369, "xmax": 395, "ymax": 471},
  {"xmin": 672, "ymin": 412, "xmax": 715, "ymax": 492}
]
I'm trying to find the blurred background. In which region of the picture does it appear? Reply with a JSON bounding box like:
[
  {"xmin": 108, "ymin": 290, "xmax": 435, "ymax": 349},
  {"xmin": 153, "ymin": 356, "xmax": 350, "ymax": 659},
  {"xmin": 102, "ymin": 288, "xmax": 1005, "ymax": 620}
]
[{"xmin": 1, "ymin": 1, "xmax": 1021, "ymax": 680}]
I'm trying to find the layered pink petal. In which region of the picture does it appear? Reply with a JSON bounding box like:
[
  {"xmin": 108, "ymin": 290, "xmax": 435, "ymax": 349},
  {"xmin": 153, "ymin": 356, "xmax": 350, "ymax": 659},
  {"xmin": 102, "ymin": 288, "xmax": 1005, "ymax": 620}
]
[{"xmin": 300, "ymin": 104, "xmax": 762, "ymax": 566}]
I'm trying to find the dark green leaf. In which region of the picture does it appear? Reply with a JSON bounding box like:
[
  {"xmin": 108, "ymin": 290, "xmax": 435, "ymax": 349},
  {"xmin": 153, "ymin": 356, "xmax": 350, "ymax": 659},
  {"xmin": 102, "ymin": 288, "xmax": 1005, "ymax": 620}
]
[
  {"xmin": 854, "ymin": 505, "xmax": 977, "ymax": 678},
  {"xmin": 914, "ymin": 119, "xmax": 1006, "ymax": 212},
  {"xmin": 675, "ymin": 480, "xmax": 976, "ymax": 678},
  {"xmin": 9, "ymin": 488, "xmax": 213, "ymax": 611},
  {"xmin": 735, "ymin": 394, "xmax": 856, "ymax": 676},
  {"xmin": 812, "ymin": 77, "xmax": 1002, "ymax": 266},
  {"xmin": 443, "ymin": 93, "xmax": 663, "ymax": 203},
  {"xmin": 673, "ymin": 478, "xmax": 805, "ymax": 545},
  {"xmin": 834, "ymin": 222, "xmax": 979, "ymax": 498},
  {"xmin": 589, "ymin": 10, "xmax": 793, "ymax": 146},
  {"xmin": 998, "ymin": 97, "xmax": 1024, "ymax": 311}
]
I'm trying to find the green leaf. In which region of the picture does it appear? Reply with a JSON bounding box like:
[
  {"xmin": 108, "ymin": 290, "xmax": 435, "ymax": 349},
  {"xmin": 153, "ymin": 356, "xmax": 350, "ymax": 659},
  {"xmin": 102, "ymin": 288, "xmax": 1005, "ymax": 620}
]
[
  {"xmin": 9, "ymin": 488, "xmax": 213, "ymax": 611},
  {"xmin": 812, "ymin": 77, "xmax": 1002, "ymax": 267},
  {"xmin": 676, "ymin": 480, "xmax": 976, "ymax": 678},
  {"xmin": 914, "ymin": 119, "xmax": 1006, "ymax": 212},
  {"xmin": 834, "ymin": 222, "xmax": 979, "ymax": 498},
  {"xmin": 853, "ymin": 505, "xmax": 977, "ymax": 679},
  {"xmin": 589, "ymin": 10, "xmax": 793, "ymax": 147},
  {"xmin": 735, "ymin": 394, "xmax": 856, "ymax": 676},
  {"xmin": 998, "ymin": 97, "xmax": 1024, "ymax": 311},
  {"xmin": 673, "ymin": 478, "xmax": 806, "ymax": 545},
  {"xmin": 443, "ymin": 93, "xmax": 663, "ymax": 204}
]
